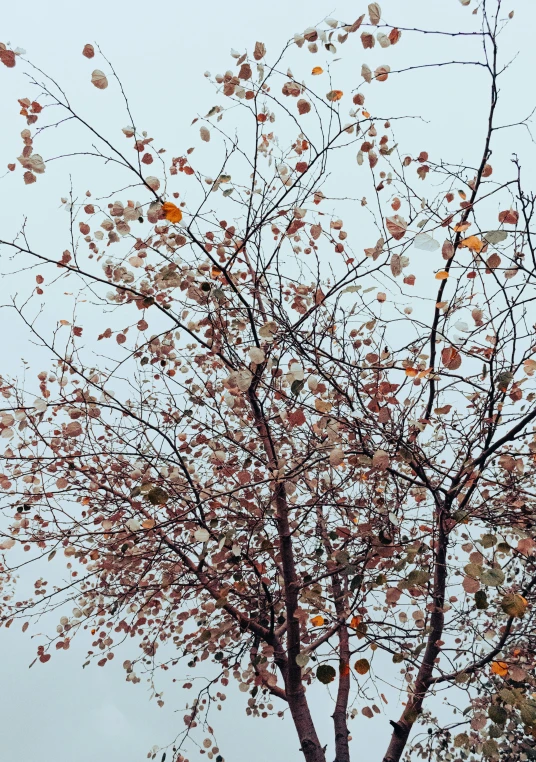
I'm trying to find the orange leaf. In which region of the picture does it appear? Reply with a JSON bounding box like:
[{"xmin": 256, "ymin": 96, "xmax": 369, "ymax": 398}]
[
  {"xmin": 310, "ymin": 615, "xmax": 325, "ymax": 627},
  {"xmin": 417, "ymin": 367, "xmax": 433, "ymax": 379},
  {"xmin": 459, "ymin": 235, "xmax": 484, "ymax": 253},
  {"xmin": 326, "ymin": 90, "xmax": 344, "ymax": 102},
  {"xmin": 312, "ymin": 66, "xmax": 324, "ymax": 75},
  {"xmin": 211, "ymin": 265, "xmax": 222, "ymax": 278},
  {"xmin": 491, "ymin": 661, "xmax": 508, "ymax": 677},
  {"xmin": 435, "ymin": 270, "xmax": 449, "ymax": 280},
  {"xmin": 362, "ymin": 110, "xmax": 370, "ymax": 118},
  {"xmin": 350, "ymin": 616, "xmax": 362, "ymax": 629},
  {"xmin": 162, "ymin": 201, "xmax": 183, "ymax": 224},
  {"xmin": 405, "ymin": 367, "xmax": 418, "ymax": 377},
  {"xmin": 354, "ymin": 658, "xmax": 370, "ymax": 675},
  {"xmin": 142, "ymin": 519, "xmax": 155, "ymax": 529},
  {"xmin": 453, "ymin": 222, "xmax": 471, "ymax": 232}
]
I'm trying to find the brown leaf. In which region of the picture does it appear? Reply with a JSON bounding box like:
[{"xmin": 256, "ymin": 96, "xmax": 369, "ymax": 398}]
[
  {"xmin": 326, "ymin": 90, "xmax": 344, "ymax": 102},
  {"xmin": 0, "ymin": 48, "xmax": 16, "ymax": 68},
  {"xmin": 310, "ymin": 223, "xmax": 322, "ymax": 240},
  {"xmin": 368, "ymin": 2, "xmax": 382, "ymax": 25},
  {"xmin": 82, "ymin": 44, "xmax": 95, "ymax": 59},
  {"xmin": 238, "ymin": 63, "xmax": 252, "ymax": 80},
  {"xmin": 91, "ymin": 69, "xmax": 108, "ymax": 90},
  {"xmin": 441, "ymin": 346, "xmax": 462, "ymax": 370},
  {"xmin": 374, "ymin": 65, "xmax": 390, "ymax": 82},
  {"xmin": 390, "ymin": 253, "xmax": 402, "ymax": 277},
  {"xmin": 386, "ymin": 215, "xmax": 407, "ymax": 240},
  {"xmin": 348, "ymin": 14, "xmax": 365, "ymax": 33},
  {"xmin": 297, "ymin": 99, "xmax": 311, "ymax": 115},
  {"xmin": 372, "ymin": 449, "xmax": 390, "ymax": 470},
  {"xmin": 65, "ymin": 421, "xmax": 83, "ymax": 438},
  {"xmin": 253, "ymin": 41, "xmax": 266, "ymax": 61},
  {"xmin": 361, "ymin": 32, "xmax": 375, "ymax": 49},
  {"xmin": 442, "ymin": 240, "xmax": 454, "ymax": 260},
  {"xmin": 498, "ymin": 208, "xmax": 518, "ymax": 225}
]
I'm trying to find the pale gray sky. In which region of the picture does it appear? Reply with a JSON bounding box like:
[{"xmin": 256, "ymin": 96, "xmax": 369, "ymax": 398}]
[{"xmin": 1, "ymin": 1, "xmax": 535, "ymax": 761}]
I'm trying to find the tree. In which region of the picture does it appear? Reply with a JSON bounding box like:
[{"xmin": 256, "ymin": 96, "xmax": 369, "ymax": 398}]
[{"xmin": 1, "ymin": 2, "xmax": 536, "ymax": 761}]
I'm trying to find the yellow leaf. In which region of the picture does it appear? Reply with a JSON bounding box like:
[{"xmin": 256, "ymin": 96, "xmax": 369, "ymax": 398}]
[
  {"xmin": 312, "ymin": 66, "xmax": 323, "ymax": 75},
  {"xmin": 435, "ymin": 270, "xmax": 449, "ymax": 280},
  {"xmin": 354, "ymin": 658, "xmax": 370, "ymax": 675},
  {"xmin": 310, "ymin": 615, "xmax": 325, "ymax": 627},
  {"xmin": 162, "ymin": 201, "xmax": 183, "ymax": 224},
  {"xmin": 491, "ymin": 661, "xmax": 509, "ymax": 677},
  {"xmin": 459, "ymin": 235, "xmax": 484, "ymax": 253}
]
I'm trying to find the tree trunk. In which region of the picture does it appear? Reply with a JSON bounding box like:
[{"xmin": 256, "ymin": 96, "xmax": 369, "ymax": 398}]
[
  {"xmin": 382, "ymin": 519, "xmax": 448, "ymax": 762},
  {"xmin": 287, "ymin": 688, "xmax": 327, "ymax": 762},
  {"xmin": 332, "ymin": 622, "xmax": 350, "ymax": 762}
]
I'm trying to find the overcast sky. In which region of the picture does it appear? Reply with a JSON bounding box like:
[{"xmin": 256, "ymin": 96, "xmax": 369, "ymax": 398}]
[{"xmin": 1, "ymin": 1, "xmax": 535, "ymax": 761}]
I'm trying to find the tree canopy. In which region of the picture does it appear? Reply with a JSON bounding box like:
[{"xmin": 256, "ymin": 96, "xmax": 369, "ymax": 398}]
[{"xmin": 1, "ymin": 2, "xmax": 536, "ymax": 762}]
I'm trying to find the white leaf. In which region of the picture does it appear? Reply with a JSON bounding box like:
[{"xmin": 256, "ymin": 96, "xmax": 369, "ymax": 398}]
[
  {"xmin": 194, "ymin": 528, "xmax": 210, "ymax": 543},
  {"xmin": 414, "ymin": 233, "xmax": 440, "ymax": 251},
  {"xmin": 248, "ymin": 347, "xmax": 265, "ymax": 364}
]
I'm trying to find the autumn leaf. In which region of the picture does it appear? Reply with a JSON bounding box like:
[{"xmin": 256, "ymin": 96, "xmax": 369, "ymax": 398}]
[
  {"xmin": 361, "ymin": 32, "xmax": 375, "ymax": 49},
  {"xmin": 0, "ymin": 48, "xmax": 16, "ymax": 68},
  {"xmin": 459, "ymin": 235, "xmax": 484, "ymax": 253},
  {"xmin": 500, "ymin": 594, "xmax": 528, "ymax": 618},
  {"xmin": 326, "ymin": 90, "xmax": 344, "ymax": 102},
  {"xmin": 354, "ymin": 658, "xmax": 370, "ymax": 675},
  {"xmin": 441, "ymin": 346, "xmax": 462, "ymax": 370},
  {"xmin": 372, "ymin": 449, "xmax": 390, "ymax": 470},
  {"xmin": 374, "ymin": 65, "xmax": 390, "ymax": 82},
  {"xmin": 297, "ymin": 99, "xmax": 311, "ymax": 115},
  {"xmin": 253, "ymin": 41, "xmax": 266, "ymax": 61},
  {"xmin": 368, "ymin": 2, "xmax": 382, "ymax": 25},
  {"xmin": 316, "ymin": 664, "xmax": 336, "ymax": 684},
  {"xmin": 200, "ymin": 126, "xmax": 211, "ymax": 142},
  {"xmin": 311, "ymin": 66, "xmax": 323, "ymax": 75},
  {"xmin": 498, "ymin": 208, "xmax": 519, "ymax": 225},
  {"xmin": 162, "ymin": 201, "xmax": 183, "ymax": 224},
  {"xmin": 310, "ymin": 615, "xmax": 325, "ymax": 627},
  {"xmin": 82, "ymin": 44, "xmax": 95, "ymax": 59},
  {"xmin": 91, "ymin": 69, "xmax": 108, "ymax": 90},
  {"xmin": 491, "ymin": 661, "xmax": 509, "ymax": 678},
  {"xmin": 385, "ymin": 215, "xmax": 407, "ymax": 240},
  {"xmin": 435, "ymin": 270, "xmax": 449, "ymax": 280}
]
